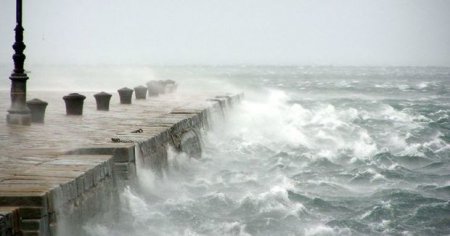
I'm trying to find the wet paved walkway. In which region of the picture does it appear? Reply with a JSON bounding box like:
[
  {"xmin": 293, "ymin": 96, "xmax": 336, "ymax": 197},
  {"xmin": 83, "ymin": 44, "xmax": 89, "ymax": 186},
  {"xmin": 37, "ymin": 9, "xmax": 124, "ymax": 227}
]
[
  {"xmin": 0, "ymin": 88, "xmax": 241, "ymax": 235},
  {"xmin": 0, "ymin": 89, "xmax": 234, "ymax": 234}
]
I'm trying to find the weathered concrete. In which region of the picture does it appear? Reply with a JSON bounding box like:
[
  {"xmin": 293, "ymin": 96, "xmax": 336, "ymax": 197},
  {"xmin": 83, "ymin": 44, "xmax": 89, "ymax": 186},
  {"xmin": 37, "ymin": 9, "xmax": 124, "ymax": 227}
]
[
  {"xmin": 66, "ymin": 143, "xmax": 136, "ymax": 189},
  {"xmin": 62, "ymin": 93, "xmax": 86, "ymax": 115},
  {"xmin": 93, "ymin": 92, "xmax": 112, "ymax": 111},
  {"xmin": 0, "ymin": 154, "xmax": 115, "ymax": 235},
  {"xmin": 26, "ymin": 99, "xmax": 48, "ymax": 123},
  {"xmin": 0, "ymin": 207, "xmax": 21, "ymax": 235},
  {"xmin": 0, "ymin": 90, "xmax": 243, "ymax": 235},
  {"xmin": 180, "ymin": 130, "xmax": 202, "ymax": 159}
]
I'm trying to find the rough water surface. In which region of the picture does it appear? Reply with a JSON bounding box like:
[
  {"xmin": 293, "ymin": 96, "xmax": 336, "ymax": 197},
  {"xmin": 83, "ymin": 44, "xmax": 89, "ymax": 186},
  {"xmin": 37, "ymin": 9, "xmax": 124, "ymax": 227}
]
[{"xmin": 81, "ymin": 66, "xmax": 450, "ymax": 236}]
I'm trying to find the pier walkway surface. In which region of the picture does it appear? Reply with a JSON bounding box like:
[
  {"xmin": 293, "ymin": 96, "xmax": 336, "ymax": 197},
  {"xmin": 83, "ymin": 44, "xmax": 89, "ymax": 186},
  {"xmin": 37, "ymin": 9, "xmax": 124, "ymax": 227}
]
[{"xmin": 0, "ymin": 89, "xmax": 242, "ymax": 236}]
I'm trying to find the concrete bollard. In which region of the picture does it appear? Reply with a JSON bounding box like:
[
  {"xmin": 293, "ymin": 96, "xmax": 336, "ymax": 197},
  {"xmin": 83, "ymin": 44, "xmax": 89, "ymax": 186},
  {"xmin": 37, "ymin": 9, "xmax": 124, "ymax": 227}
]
[
  {"xmin": 26, "ymin": 98, "xmax": 48, "ymax": 123},
  {"xmin": 164, "ymin": 80, "xmax": 177, "ymax": 93},
  {"xmin": 117, "ymin": 87, "xmax": 133, "ymax": 104},
  {"xmin": 134, "ymin": 86, "xmax": 148, "ymax": 99},
  {"xmin": 63, "ymin": 93, "xmax": 86, "ymax": 115},
  {"xmin": 157, "ymin": 80, "xmax": 167, "ymax": 94},
  {"xmin": 94, "ymin": 92, "xmax": 112, "ymax": 111},
  {"xmin": 146, "ymin": 81, "xmax": 161, "ymax": 97}
]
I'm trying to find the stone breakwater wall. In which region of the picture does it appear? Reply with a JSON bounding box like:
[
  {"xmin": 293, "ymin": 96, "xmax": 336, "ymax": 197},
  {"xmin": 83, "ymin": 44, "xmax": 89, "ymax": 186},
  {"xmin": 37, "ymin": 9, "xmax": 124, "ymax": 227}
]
[{"xmin": 0, "ymin": 93, "xmax": 242, "ymax": 236}]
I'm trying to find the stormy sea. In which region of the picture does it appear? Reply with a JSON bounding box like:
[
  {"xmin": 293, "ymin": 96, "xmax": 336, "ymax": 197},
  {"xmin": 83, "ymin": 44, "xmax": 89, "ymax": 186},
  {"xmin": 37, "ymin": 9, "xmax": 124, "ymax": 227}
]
[{"xmin": 21, "ymin": 65, "xmax": 450, "ymax": 236}]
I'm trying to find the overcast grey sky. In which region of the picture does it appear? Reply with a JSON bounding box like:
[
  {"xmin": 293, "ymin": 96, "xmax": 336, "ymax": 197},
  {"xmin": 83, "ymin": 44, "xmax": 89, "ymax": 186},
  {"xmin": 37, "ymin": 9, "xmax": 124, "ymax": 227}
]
[{"xmin": 1, "ymin": 0, "xmax": 449, "ymax": 66}]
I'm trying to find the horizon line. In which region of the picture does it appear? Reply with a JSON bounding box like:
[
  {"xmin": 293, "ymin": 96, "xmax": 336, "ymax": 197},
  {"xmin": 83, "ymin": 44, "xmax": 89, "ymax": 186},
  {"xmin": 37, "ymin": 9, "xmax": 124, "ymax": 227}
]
[{"xmin": 0, "ymin": 63, "xmax": 449, "ymax": 69}]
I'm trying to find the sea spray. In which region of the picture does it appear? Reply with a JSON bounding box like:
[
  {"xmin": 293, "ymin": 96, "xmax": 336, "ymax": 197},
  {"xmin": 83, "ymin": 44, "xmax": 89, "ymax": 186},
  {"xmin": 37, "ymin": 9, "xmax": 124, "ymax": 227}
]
[{"xmin": 82, "ymin": 66, "xmax": 450, "ymax": 235}]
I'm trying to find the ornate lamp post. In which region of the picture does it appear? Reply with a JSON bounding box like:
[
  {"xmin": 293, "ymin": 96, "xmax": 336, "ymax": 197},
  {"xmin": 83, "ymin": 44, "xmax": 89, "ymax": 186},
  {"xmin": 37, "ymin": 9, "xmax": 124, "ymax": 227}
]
[{"xmin": 7, "ymin": 0, "xmax": 31, "ymax": 125}]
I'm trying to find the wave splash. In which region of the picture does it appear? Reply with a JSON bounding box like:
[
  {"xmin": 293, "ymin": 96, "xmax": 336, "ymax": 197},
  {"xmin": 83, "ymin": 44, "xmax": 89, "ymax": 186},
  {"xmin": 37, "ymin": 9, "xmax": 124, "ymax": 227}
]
[{"xmin": 83, "ymin": 67, "xmax": 449, "ymax": 235}]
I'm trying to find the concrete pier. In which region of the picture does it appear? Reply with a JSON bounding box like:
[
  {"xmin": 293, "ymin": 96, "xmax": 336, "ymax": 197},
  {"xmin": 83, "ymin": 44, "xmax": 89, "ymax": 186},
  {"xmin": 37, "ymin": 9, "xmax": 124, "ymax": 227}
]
[{"xmin": 0, "ymin": 90, "xmax": 243, "ymax": 235}]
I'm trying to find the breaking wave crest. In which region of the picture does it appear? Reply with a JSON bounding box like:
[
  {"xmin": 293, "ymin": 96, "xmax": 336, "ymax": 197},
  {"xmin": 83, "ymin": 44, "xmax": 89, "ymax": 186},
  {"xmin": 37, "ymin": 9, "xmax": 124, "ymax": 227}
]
[{"xmin": 83, "ymin": 67, "xmax": 449, "ymax": 235}]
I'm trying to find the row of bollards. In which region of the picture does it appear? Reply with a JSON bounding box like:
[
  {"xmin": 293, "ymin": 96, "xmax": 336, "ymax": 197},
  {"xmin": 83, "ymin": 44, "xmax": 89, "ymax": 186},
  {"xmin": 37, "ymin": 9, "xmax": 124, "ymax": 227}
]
[
  {"xmin": 25, "ymin": 80, "xmax": 177, "ymax": 123},
  {"xmin": 147, "ymin": 80, "xmax": 177, "ymax": 96}
]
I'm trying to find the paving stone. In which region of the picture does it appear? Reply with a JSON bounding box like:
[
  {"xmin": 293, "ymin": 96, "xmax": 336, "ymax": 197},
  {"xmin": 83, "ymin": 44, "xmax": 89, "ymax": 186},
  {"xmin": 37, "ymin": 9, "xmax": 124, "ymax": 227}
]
[{"xmin": 0, "ymin": 90, "xmax": 242, "ymax": 235}]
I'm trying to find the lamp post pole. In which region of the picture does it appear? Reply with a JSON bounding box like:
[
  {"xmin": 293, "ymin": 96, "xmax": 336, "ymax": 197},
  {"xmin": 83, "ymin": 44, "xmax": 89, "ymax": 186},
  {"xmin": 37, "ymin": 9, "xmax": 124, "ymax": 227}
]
[{"xmin": 7, "ymin": 0, "xmax": 31, "ymax": 125}]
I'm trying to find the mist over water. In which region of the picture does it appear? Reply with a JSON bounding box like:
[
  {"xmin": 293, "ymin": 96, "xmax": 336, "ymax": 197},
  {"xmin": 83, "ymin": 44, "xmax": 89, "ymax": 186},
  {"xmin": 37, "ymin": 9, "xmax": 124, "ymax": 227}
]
[
  {"xmin": 1, "ymin": 1, "xmax": 449, "ymax": 234},
  {"xmin": 70, "ymin": 66, "xmax": 450, "ymax": 236}
]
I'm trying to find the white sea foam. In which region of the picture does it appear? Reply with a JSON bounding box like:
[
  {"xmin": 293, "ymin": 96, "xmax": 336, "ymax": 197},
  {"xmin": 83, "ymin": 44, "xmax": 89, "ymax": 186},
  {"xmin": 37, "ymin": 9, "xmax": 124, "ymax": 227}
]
[
  {"xmin": 78, "ymin": 66, "xmax": 449, "ymax": 235},
  {"xmin": 415, "ymin": 81, "xmax": 430, "ymax": 89},
  {"xmin": 305, "ymin": 225, "xmax": 351, "ymax": 236},
  {"xmin": 226, "ymin": 90, "xmax": 386, "ymax": 161}
]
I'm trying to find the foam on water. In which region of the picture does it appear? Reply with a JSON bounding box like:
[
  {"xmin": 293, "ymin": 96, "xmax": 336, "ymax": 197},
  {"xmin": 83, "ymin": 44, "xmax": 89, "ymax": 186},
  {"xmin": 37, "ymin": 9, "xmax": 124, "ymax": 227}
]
[{"xmin": 81, "ymin": 66, "xmax": 449, "ymax": 236}]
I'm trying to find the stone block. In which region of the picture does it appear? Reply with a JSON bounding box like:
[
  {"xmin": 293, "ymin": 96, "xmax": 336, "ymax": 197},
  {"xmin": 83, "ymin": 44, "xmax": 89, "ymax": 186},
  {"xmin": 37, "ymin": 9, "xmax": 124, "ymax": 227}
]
[
  {"xmin": 20, "ymin": 219, "xmax": 41, "ymax": 231},
  {"xmin": 0, "ymin": 207, "xmax": 20, "ymax": 235},
  {"xmin": 21, "ymin": 230, "xmax": 40, "ymax": 236},
  {"xmin": 66, "ymin": 145, "xmax": 134, "ymax": 163},
  {"xmin": 18, "ymin": 207, "xmax": 46, "ymax": 219},
  {"xmin": 180, "ymin": 130, "xmax": 202, "ymax": 159},
  {"xmin": 0, "ymin": 193, "xmax": 48, "ymax": 208}
]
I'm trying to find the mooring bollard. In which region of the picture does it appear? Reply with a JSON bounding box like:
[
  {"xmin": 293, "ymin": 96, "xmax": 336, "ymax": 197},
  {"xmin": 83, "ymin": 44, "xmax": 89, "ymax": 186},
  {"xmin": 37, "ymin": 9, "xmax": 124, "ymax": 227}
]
[
  {"xmin": 117, "ymin": 87, "xmax": 133, "ymax": 104},
  {"xmin": 63, "ymin": 93, "xmax": 86, "ymax": 115},
  {"xmin": 26, "ymin": 98, "xmax": 48, "ymax": 123},
  {"xmin": 157, "ymin": 80, "xmax": 167, "ymax": 94},
  {"xmin": 164, "ymin": 80, "xmax": 177, "ymax": 93},
  {"xmin": 146, "ymin": 81, "xmax": 160, "ymax": 97},
  {"xmin": 134, "ymin": 86, "xmax": 148, "ymax": 99},
  {"xmin": 94, "ymin": 92, "xmax": 112, "ymax": 111}
]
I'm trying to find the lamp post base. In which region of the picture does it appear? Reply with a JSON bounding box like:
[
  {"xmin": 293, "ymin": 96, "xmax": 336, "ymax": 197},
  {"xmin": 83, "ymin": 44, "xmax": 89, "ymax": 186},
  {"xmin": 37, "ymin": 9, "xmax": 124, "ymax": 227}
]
[{"xmin": 7, "ymin": 112, "xmax": 31, "ymax": 125}]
